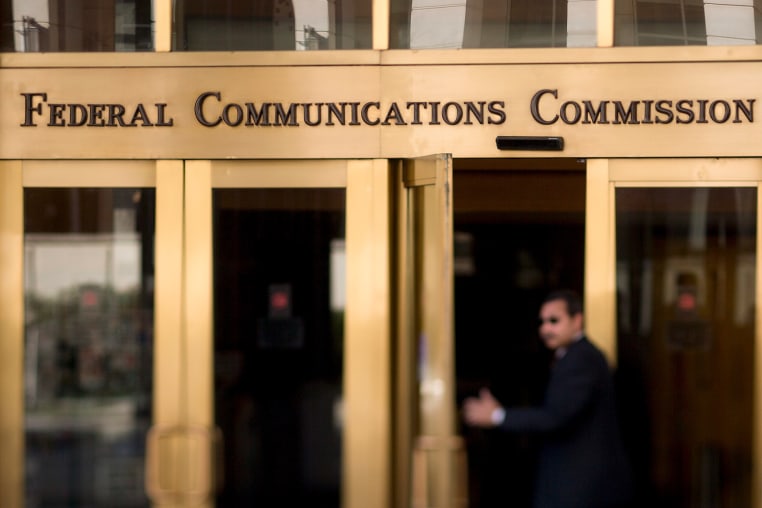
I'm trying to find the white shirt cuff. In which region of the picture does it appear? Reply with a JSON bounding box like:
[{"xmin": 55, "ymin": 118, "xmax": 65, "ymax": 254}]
[{"xmin": 491, "ymin": 407, "xmax": 506, "ymax": 425}]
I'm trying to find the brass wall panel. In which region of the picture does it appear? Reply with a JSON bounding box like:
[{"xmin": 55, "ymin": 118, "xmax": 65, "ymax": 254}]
[
  {"xmin": 2, "ymin": 60, "xmax": 762, "ymax": 159},
  {"xmin": 2, "ymin": 66, "xmax": 380, "ymax": 159},
  {"xmin": 4, "ymin": 46, "xmax": 762, "ymax": 68},
  {"xmin": 376, "ymin": 62, "xmax": 761, "ymax": 158}
]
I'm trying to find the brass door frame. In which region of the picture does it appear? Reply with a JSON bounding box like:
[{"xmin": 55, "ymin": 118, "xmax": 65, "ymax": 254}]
[
  {"xmin": 0, "ymin": 160, "xmax": 184, "ymax": 508},
  {"xmin": 0, "ymin": 161, "xmax": 24, "ymax": 508},
  {"xmin": 585, "ymin": 157, "xmax": 762, "ymax": 508},
  {"xmin": 184, "ymin": 159, "xmax": 393, "ymax": 508},
  {"xmin": 394, "ymin": 155, "xmax": 465, "ymax": 508}
]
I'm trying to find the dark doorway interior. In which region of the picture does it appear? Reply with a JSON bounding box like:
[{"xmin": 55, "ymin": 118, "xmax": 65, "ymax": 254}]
[
  {"xmin": 212, "ymin": 188, "xmax": 346, "ymax": 508},
  {"xmin": 453, "ymin": 159, "xmax": 586, "ymax": 508}
]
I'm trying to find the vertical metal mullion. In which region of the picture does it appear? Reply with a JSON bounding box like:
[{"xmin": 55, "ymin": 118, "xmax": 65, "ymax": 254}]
[
  {"xmin": 0, "ymin": 161, "xmax": 24, "ymax": 508},
  {"xmin": 345, "ymin": 159, "xmax": 392, "ymax": 508},
  {"xmin": 153, "ymin": 160, "xmax": 184, "ymax": 438},
  {"xmin": 597, "ymin": 0, "xmax": 615, "ymax": 47},
  {"xmin": 585, "ymin": 159, "xmax": 617, "ymax": 364},
  {"xmin": 154, "ymin": 0, "xmax": 173, "ymax": 52},
  {"xmin": 182, "ymin": 161, "xmax": 214, "ymax": 507},
  {"xmin": 373, "ymin": 0, "xmax": 390, "ymax": 50}
]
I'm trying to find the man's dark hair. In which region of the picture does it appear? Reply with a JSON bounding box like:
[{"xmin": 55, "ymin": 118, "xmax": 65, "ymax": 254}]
[{"xmin": 543, "ymin": 289, "xmax": 583, "ymax": 316}]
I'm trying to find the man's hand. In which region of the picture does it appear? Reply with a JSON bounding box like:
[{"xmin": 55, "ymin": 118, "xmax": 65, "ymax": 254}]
[{"xmin": 462, "ymin": 388, "xmax": 502, "ymax": 427}]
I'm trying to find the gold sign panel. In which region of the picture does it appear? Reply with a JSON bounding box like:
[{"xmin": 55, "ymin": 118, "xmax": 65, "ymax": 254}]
[{"xmin": 0, "ymin": 61, "xmax": 758, "ymax": 159}]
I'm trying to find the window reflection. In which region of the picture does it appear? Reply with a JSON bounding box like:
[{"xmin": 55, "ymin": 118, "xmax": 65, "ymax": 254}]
[
  {"xmin": 24, "ymin": 188, "xmax": 154, "ymax": 507},
  {"xmin": 616, "ymin": 187, "xmax": 755, "ymax": 507},
  {"xmin": 0, "ymin": 0, "xmax": 153, "ymax": 52},
  {"xmin": 390, "ymin": 0, "xmax": 596, "ymax": 48},
  {"xmin": 615, "ymin": 0, "xmax": 762, "ymax": 45},
  {"xmin": 174, "ymin": 0, "xmax": 371, "ymax": 51}
]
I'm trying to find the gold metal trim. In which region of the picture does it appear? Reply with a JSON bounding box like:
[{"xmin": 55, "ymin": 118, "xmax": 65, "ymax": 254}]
[
  {"xmin": 147, "ymin": 159, "xmax": 186, "ymax": 508},
  {"xmin": 584, "ymin": 159, "xmax": 617, "ymax": 364},
  {"xmin": 0, "ymin": 161, "xmax": 24, "ymax": 508},
  {"xmin": 411, "ymin": 435, "xmax": 468, "ymax": 508},
  {"xmin": 154, "ymin": 0, "xmax": 172, "ymax": 52},
  {"xmin": 4, "ymin": 45, "xmax": 762, "ymax": 69},
  {"xmin": 146, "ymin": 425, "xmax": 181, "ymax": 503},
  {"xmin": 393, "ymin": 159, "xmax": 414, "ymax": 508},
  {"xmin": 146, "ymin": 425, "xmax": 222, "ymax": 505},
  {"xmin": 0, "ymin": 51, "xmax": 382, "ymax": 68},
  {"xmin": 22, "ymin": 160, "xmax": 156, "ymax": 187},
  {"xmin": 211, "ymin": 160, "xmax": 347, "ymax": 188},
  {"xmin": 610, "ymin": 158, "xmax": 762, "ymax": 183},
  {"xmin": 183, "ymin": 160, "xmax": 213, "ymax": 429},
  {"xmin": 373, "ymin": 0, "xmax": 390, "ymax": 50},
  {"xmin": 403, "ymin": 162, "xmax": 437, "ymax": 187},
  {"xmin": 598, "ymin": 0, "xmax": 614, "ymax": 47},
  {"xmin": 154, "ymin": 161, "xmax": 185, "ymax": 431},
  {"xmin": 345, "ymin": 159, "xmax": 392, "ymax": 508}
]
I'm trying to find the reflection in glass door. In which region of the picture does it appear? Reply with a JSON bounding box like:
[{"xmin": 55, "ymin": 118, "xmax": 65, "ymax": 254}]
[
  {"xmin": 616, "ymin": 187, "xmax": 755, "ymax": 508},
  {"xmin": 212, "ymin": 188, "xmax": 346, "ymax": 507},
  {"xmin": 24, "ymin": 187, "xmax": 155, "ymax": 507}
]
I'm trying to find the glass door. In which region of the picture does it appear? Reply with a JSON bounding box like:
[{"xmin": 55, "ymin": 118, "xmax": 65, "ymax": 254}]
[
  {"xmin": 0, "ymin": 156, "xmax": 459, "ymax": 508},
  {"xmin": 586, "ymin": 158, "xmax": 762, "ymax": 508},
  {"xmin": 0, "ymin": 160, "xmax": 184, "ymax": 507},
  {"xmin": 183, "ymin": 160, "xmax": 394, "ymax": 508}
]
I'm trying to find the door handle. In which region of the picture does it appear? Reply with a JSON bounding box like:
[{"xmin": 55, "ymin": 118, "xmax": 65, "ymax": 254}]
[{"xmin": 145, "ymin": 424, "xmax": 223, "ymax": 504}]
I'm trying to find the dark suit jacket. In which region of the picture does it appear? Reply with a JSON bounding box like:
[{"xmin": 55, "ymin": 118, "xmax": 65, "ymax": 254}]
[{"xmin": 498, "ymin": 336, "xmax": 633, "ymax": 508}]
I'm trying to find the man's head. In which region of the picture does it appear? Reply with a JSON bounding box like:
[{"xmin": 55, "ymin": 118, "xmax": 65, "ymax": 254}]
[{"xmin": 538, "ymin": 289, "xmax": 584, "ymax": 350}]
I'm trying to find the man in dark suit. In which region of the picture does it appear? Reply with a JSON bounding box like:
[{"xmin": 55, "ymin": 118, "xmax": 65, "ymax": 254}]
[{"xmin": 462, "ymin": 289, "xmax": 633, "ymax": 508}]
